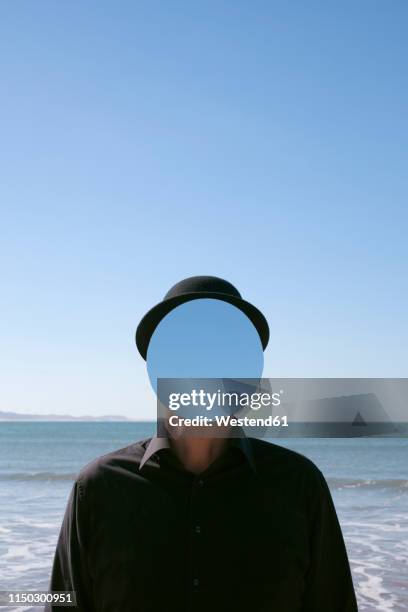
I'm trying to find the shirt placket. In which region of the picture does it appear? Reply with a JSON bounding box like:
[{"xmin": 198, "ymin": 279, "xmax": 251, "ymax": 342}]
[{"xmin": 188, "ymin": 475, "xmax": 205, "ymax": 610}]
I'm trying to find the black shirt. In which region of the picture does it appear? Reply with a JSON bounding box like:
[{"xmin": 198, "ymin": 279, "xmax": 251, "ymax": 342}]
[{"xmin": 46, "ymin": 436, "xmax": 358, "ymax": 612}]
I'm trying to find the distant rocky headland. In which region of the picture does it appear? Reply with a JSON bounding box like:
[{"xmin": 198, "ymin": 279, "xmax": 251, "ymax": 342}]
[{"xmin": 0, "ymin": 410, "xmax": 136, "ymax": 421}]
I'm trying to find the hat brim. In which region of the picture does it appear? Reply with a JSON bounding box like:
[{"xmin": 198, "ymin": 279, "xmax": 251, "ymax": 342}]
[{"xmin": 135, "ymin": 292, "xmax": 269, "ymax": 360}]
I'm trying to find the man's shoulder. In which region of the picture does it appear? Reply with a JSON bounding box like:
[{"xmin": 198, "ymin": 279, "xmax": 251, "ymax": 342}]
[
  {"xmin": 75, "ymin": 438, "xmax": 150, "ymax": 493},
  {"xmin": 250, "ymin": 438, "xmax": 329, "ymax": 512},
  {"xmin": 250, "ymin": 437, "xmax": 324, "ymax": 481}
]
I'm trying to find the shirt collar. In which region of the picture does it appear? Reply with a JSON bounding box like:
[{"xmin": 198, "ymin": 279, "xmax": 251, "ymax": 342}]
[{"xmin": 139, "ymin": 434, "xmax": 257, "ymax": 474}]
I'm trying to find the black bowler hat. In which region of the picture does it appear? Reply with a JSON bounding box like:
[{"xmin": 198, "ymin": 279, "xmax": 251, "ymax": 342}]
[{"xmin": 135, "ymin": 275, "xmax": 269, "ymax": 360}]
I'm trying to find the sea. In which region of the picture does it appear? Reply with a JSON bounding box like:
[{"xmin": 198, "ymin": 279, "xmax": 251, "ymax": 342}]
[{"xmin": 0, "ymin": 422, "xmax": 407, "ymax": 611}]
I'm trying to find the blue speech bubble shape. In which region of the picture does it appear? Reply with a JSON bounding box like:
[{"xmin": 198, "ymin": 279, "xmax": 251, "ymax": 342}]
[{"xmin": 146, "ymin": 298, "xmax": 264, "ymax": 405}]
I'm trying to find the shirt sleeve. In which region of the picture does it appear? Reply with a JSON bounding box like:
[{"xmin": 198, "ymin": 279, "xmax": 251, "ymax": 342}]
[
  {"xmin": 44, "ymin": 478, "xmax": 94, "ymax": 611},
  {"xmin": 302, "ymin": 469, "xmax": 358, "ymax": 612}
]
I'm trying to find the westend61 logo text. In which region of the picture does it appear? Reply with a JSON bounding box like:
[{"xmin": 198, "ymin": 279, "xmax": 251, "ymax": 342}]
[{"xmin": 168, "ymin": 389, "xmax": 283, "ymax": 411}]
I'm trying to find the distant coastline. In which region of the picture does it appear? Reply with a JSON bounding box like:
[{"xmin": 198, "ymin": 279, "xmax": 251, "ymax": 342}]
[{"xmin": 0, "ymin": 410, "xmax": 139, "ymax": 422}]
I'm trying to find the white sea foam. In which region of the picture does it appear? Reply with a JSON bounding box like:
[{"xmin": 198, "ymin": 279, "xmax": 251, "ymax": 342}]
[{"xmin": 341, "ymin": 511, "xmax": 408, "ymax": 611}]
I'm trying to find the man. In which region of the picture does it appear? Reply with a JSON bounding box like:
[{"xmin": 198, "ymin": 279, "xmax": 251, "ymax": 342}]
[{"xmin": 46, "ymin": 275, "xmax": 358, "ymax": 611}]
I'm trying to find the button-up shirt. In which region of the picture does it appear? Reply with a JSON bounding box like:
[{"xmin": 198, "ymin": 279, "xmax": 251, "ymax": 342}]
[{"xmin": 45, "ymin": 436, "xmax": 358, "ymax": 611}]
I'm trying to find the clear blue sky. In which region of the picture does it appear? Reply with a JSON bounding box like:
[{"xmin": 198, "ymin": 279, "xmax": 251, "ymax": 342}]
[{"xmin": 1, "ymin": 2, "xmax": 407, "ymax": 418}]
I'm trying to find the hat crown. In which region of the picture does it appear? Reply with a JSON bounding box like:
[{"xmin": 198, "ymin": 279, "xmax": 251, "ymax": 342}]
[{"xmin": 164, "ymin": 276, "xmax": 242, "ymax": 300}]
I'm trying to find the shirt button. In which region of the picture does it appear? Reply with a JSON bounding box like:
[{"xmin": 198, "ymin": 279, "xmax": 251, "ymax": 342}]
[
  {"xmin": 195, "ymin": 525, "xmax": 201, "ymax": 534},
  {"xmin": 193, "ymin": 578, "xmax": 200, "ymax": 587}
]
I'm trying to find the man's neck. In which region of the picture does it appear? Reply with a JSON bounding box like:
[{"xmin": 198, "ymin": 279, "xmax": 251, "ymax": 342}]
[{"xmin": 170, "ymin": 437, "xmax": 228, "ymax": 474}]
